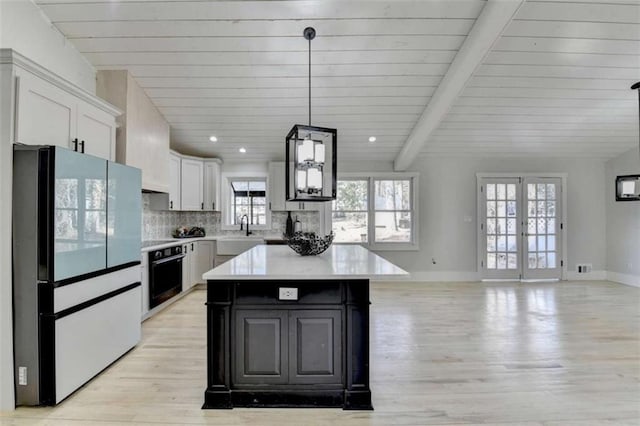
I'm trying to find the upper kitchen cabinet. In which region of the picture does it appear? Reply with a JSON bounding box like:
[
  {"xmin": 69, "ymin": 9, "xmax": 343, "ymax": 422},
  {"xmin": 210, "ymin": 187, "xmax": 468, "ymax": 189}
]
[
  {"xmin": 168, "ymin": 151, "xmax": 181, "ymax": 210},
  {"xmin": 2, "ymin": 49, "xmax": 120, "ymax": 161},
  {"xmin": 180, "ymin": 156, "xmax": 204, "ymax": 211},
  {"xmin": 203, "ymin": 159, "xmax": 221, "ymax": 211},
  {"xmin": 97, "ymin": 70, "xmax": 170, "ymax": 193},
  {"xmin": 166, "ymin": 151, "xmax": 222, "ymax": 212}
]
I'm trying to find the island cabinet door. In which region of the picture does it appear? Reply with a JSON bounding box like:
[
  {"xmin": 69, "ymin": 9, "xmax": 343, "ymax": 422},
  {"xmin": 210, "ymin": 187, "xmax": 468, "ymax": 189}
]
[
  {"xmin": 234, "ymin": 310, "xmax": 288, "ymax": 385},
  {"xmin": 288, "ymin": 310, "xmax": 343, "ymax": 385}
]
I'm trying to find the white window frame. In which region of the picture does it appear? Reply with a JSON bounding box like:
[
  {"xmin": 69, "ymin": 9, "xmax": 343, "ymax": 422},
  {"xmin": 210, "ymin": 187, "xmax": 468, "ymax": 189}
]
[
  {"xmin": 221, "ymin": 172, "xmax": 271, "ymax": 231},
  {"xmin": 335, "ymin": 172, "xmax": 419, "ymax": 251}
]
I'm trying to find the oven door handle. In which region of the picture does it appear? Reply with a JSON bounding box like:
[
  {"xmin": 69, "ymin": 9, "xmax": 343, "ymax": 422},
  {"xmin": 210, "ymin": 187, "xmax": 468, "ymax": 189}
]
[{"xmin": 151, "ymin": 253, "xmax": 185, "ymax": 266}]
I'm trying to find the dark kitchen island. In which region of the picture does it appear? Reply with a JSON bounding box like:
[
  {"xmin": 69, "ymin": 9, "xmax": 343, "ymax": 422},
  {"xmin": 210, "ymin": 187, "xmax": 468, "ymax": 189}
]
[{"xmin": 202, "ymin": 245, "xmax": 408, "ymax": 410}]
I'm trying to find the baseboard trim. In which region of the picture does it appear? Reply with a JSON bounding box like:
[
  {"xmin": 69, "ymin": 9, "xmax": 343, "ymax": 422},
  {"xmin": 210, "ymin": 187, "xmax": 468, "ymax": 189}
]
[
  {"xmin": 606, "ymin": 271, "xmax": 640, "ymax": 288},
  {"xmin": 373, "ymin": 269, "xmax": 639, "ymax": 286},
  {"xmin": 566, "ymin": 270, "xmax": 607, "ymax": 281}
]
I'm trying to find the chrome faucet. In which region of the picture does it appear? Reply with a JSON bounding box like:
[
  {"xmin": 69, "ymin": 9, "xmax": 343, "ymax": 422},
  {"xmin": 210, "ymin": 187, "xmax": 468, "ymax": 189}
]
[{"xmin": 239, "ymin": 214, "xmax": 252, "ymax": 236}]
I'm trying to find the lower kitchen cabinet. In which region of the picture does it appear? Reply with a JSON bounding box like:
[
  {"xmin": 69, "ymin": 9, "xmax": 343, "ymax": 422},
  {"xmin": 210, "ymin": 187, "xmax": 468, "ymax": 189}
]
[
  {"xmin": 194, "ymin": 241, "xmax": 215, "ymax": 284},
  {"xmin": 183, "ymin": 240, "xmax": 216, "ymax": 290},
  {"xmin": 181, "ymin": 242, "xmax": 195, "ymax": 292},
  {"xmin": 233, "ymin": 309, "xmax": 342, "ymax": 386},
  {"xmin": 234, "ymin": 310, "xmax": 288, "ymax": 385},
  {"xmin": 288, "ymin": 310, "xmax": 342, "ymax": 385}
]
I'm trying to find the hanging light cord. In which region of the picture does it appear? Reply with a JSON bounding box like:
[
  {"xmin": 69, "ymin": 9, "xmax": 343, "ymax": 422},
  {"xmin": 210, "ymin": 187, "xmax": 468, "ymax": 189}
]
[
  {"xmin": 308, "ymin": 35, "xmax": 311, "ymax": 126},
  {"xmin": 633, "ymin": 82, "xmax": 640, "ymax": 162}
]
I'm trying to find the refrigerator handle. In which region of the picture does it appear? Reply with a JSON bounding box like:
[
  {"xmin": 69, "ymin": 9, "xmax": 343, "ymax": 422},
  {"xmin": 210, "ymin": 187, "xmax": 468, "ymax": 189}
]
[
  {"xmin": 80, "ymin": 140, "xmax": 85, "ymax": 153},
  {"xmin": 72, "ymin": 138, "xmax": 78, "ymax": 151},
  {"xmin": 38, "ymin": 147, "xmax": 54, "ymax": 281}
]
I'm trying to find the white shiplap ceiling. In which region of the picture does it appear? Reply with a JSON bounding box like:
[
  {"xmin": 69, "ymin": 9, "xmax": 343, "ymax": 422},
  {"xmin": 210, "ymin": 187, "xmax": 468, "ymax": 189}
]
[{"xmin": 34, "ymin": 0, "xmax": 640, "ymax": 165}]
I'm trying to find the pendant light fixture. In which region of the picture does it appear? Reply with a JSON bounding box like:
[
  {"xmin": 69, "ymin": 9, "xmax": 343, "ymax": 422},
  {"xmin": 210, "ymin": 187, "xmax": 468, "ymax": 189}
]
[{"xmin": 285, "ymin": 27, "xmax": 337, "ymax": 202}]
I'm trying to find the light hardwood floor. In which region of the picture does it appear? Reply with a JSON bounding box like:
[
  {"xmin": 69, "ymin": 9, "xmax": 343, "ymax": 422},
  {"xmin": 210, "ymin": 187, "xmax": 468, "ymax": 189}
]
[{"xmin": 2, "ymin": 281, "xmax": 639, "ymax": 425}]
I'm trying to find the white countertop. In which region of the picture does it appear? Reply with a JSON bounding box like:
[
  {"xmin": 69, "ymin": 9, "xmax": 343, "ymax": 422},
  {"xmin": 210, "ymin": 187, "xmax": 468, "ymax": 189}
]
[
  {"xmin": 202, "ymin": 245, "xmax": 409, "ymax": 280},
  {"xmin": 140, "ymin": 235, "xmax": 283, "ymax": 252}
]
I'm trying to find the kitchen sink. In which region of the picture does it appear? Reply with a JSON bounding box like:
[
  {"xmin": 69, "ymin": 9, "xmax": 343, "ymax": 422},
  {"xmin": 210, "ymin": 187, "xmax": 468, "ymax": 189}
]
[{"xmin": 216, "ymin": 237, "xmax": 264, "ymax": 255}]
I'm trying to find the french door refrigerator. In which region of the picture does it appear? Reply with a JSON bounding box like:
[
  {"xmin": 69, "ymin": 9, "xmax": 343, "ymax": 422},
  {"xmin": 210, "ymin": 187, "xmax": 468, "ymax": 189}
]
[{"xmin": 13, "ymin": 145, "xmax": 142, "ymax": 406}]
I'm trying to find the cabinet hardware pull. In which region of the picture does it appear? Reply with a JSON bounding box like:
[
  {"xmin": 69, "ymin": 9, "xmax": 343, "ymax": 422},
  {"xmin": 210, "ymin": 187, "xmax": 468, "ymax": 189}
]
[
  {"xmin": 170, "ymin": 200, "xmax": 173, "ymax": 209},
  {"xmin": 201, "ymin": 202, "xmax": 204, "ymax": 210},
  {"xmin": 80, "ymin": 140, "xmax": 85, "ymax": 153},
  {"xmin": 191, "ymin": 243, "xmax": 194, "ymax": 251},
  {"xmin": 72, "ymin": 138, "xmax": 78, "ymax": 151}
]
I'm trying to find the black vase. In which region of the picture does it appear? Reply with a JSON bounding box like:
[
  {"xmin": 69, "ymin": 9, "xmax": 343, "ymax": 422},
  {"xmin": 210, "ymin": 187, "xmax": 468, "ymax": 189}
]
[{"xmin": 285, "ymin": 211, "xmax": 294, "ymax": 237}]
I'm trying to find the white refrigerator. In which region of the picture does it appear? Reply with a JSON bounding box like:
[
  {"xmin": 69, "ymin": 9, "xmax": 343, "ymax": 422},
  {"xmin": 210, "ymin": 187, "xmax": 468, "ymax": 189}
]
[{"xmin": 12, "ymin": 145, "xmax": 142, "ymax": 405}]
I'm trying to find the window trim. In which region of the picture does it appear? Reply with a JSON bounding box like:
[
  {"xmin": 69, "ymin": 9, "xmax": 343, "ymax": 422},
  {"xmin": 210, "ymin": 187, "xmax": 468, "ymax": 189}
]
[
  {"xmin": 221, "ymin": 172, "xmax": 271, "ymax": 231},
  {"xmin": 334, "ymin": 172, "xmax": 419, "ymax": 251}
]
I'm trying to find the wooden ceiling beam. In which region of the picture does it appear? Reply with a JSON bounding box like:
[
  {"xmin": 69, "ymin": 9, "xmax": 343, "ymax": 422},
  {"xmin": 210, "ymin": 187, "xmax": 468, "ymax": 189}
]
[{"xmin": 394, "ymin": 0, "xmax": 525, "ymax": 171}]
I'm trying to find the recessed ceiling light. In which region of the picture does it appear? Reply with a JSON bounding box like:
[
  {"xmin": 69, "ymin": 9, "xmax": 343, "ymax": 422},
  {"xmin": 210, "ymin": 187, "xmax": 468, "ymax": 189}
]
[
  {"xmin": 239, "ymin": 147, "xmax": 247, "ymax": 153},
  {"xmin": 209, "ymin": 135, "xmax": 218, "ymax": 142},
  {"xmin": 368, "ymin": 136, "xmax": 377, "ymax": 143}
]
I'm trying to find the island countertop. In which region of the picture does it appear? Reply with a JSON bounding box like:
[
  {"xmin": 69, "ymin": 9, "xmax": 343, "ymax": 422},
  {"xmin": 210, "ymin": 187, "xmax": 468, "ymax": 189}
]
[{"xmin": 202, "ymin": 244, "xmax": 409, "ymax": 280}]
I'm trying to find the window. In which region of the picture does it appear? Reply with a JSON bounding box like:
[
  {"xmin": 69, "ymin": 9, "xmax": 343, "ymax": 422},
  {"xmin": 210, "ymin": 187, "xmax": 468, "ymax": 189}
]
[
  {"xmin": 332, "ymin": 180, "xmax": 368, "ymax": 243},
  {"xmin": 229, "ymin": 178, "xmax": 267, "ymax": 226},
  {"xmin": 332, "ymin": 174, "xmax": 418, "ymax": 249},
  {"xmin": 374, "ymin": 179, "xmax": 412, "ymax": 243}
]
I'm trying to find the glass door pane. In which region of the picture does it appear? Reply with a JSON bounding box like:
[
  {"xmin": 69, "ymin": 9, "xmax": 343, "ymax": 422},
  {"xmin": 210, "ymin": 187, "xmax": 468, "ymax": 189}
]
[
  {"xmin": 481, "ymin": 178, "xmax": 521, "ymax": 279},
  {"xmin": 107, "ymin": 161, "xmax": 142, "ymax": 267},
  {"xmin": 54, "ymin": 148, "xmax": 107, "ymax": 281},
  {"xmin": 523, "ymin": 178, "xmax": 562, "ymax": 279}
]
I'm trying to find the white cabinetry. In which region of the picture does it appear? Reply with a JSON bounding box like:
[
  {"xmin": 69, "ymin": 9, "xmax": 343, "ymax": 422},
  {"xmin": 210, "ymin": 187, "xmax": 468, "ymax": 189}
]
[
  {"xmin": 182, "ymin": 240, "xmax": 215, "ymax": 290},
  {"xmin": 166, "ymin": 152, "xmax": 222, "ymax": 211},
  {"xmin": 76, "ymin": 101, "xmax": 117, "ymax": 160},
  {"xmin": 181, "ymin": 241, "xmax": 194, "ymax": 292},
  {"xmin": 10, "ymin": 54, "xmax": 119, "ymax": 161},
  {"xmin": 168, "ymin": 152, "xmax": 181, "ymax": 210},
  {"xmin": 181, "ymin": 158, "xmax": 204, "ymax": 211},
  {"xmin": 194, "ymin": 241, "xmax": 215, "ymax": 284},
  {"xmin": 203, "ymin": 160, "xmax": 221, "ymax": 211},
  {"xmin": 268, "ymin": 162, "xmax": 317, "ymax": 212}
]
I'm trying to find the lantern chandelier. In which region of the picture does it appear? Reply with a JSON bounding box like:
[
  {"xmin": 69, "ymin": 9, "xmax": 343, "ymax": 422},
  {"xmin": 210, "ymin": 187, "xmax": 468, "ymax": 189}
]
[{"xmin": 285, "ymin": 27, "xmax": 337, "ymax": 202}]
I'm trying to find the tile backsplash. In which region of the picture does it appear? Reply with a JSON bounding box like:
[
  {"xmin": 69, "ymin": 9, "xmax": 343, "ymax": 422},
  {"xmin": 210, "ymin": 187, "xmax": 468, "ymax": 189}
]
[{"xmin": 142, "ymin": 194, "xmax": 320, "ymax": 240}]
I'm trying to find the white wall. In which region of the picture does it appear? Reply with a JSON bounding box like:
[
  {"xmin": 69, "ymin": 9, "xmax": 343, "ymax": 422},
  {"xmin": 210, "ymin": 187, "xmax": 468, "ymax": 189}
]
[
  {"xmin": 0, "ymin": 64, "xmax": 15, "ymax": 411},
  {"xmin": 0, "ymin": 0, "xmax": 96, "ymax": 410},
  {"xmin": 340, "ymin": 156, "xmax": 608, "ymax": 281},
  {"xmin": 605, "ymin": 147, "xmax": 640, "ymax": 287},
  {"xmin": 0, "ymin": 0, "xmax": 95, "ymax": 93}
]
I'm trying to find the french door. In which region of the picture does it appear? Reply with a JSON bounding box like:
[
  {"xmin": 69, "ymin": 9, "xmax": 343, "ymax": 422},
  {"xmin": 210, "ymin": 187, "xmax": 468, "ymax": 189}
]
[{"xmin": 480, "ymin": 177, "xmax": 563, "ymax": 280}]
